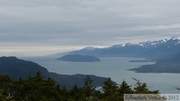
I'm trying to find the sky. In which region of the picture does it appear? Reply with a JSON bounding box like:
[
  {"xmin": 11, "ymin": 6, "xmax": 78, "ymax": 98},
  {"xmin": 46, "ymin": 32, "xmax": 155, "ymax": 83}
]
[{"xmin": 1, "ymin": 0, "xmax": 180, "ymax": 56}]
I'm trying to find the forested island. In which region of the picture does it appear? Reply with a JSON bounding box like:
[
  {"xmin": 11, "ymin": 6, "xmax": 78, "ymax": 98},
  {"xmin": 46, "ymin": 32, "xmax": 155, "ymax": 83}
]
[{"xmin": 56, "ymin": 54, "xmax": 101, "ymax": 62}]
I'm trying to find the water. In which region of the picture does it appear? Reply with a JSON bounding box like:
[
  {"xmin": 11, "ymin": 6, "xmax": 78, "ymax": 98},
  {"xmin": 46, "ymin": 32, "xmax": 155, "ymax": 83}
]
[{"xmin": 22, "ymin": 56, "xmax": 180, "ymax": 93}]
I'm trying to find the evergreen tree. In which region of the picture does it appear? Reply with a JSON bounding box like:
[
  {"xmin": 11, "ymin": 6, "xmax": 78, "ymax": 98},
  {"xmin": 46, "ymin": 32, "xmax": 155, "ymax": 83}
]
[
  {"xmin": 101, "ymin": 78, "xmax": 120, "ymax": 100},
  {"xmin": 0, "ymin": 75, "xmax": 15, "ymax": 100},
  {"xmin": 0, "ymin": 90, "xmax": 6, "ymax": 101},
  {"xmin": 69, "ymin": 85, "xmax": 82, "ymax": 101},
  {"xmin": 33, "ymin": 71, "xmax": 44, "ymax": 82},
  {"xmin": 83, "ymin": 76, "xmax": 96, "ymax": 97},
  {"xmin": 119, "ymin": 80, "xmax": 133, "ymax": 95},
  {"xmin": 118, "ymin": 80, "xmax": 133, "ymax": 101},
  {"xmin": 133, "ymin": 78, "xmax": 159, "ymax": 94}
]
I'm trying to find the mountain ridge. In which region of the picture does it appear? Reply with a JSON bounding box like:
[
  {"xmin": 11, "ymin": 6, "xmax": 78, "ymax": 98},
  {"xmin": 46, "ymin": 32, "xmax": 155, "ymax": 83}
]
[{"xmin": 65, "ymin": 37, "xmax": 180, "ymax": 59}]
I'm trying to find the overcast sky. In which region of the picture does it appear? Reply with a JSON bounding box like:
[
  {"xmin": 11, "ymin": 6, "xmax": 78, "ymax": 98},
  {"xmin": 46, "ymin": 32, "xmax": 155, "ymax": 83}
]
[{"xmin": 0, "ymin": 0, "xmax": 180, "ymax": 56}]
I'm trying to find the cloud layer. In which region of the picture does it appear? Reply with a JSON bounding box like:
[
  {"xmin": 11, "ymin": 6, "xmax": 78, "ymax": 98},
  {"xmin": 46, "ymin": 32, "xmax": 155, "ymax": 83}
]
[{"xmin": 0, "ymin": 0, "xmax": 180, "ymax": 56}]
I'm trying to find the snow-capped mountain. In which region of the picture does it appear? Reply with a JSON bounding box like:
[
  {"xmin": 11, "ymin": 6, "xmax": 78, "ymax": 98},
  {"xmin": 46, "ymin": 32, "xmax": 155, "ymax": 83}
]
[
  {"xmin": 110, "ymin": 38, "xmax": 169, "ymax": 49},
  {"xmin": 81, "ymin": 46, "xmax": 97, "ymax": 51},
  {"xmin": 67, "ymin": 37, "xmax": 180, "ymax": 59},
  {"xmin": 137, "ymin": 39, "xmax": 167, "ymax": 48}
]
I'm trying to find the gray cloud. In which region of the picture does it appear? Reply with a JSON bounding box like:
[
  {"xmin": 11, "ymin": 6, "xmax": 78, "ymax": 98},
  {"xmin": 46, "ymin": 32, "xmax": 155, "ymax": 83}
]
[{"xmin": 0, "ymin": 0, "xmax": 180, "ymax": 56}]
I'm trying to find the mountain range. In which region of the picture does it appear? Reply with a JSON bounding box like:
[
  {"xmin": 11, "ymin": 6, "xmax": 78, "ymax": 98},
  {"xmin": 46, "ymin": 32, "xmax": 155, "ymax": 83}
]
[
  {"xmin": 67, "ymin": 37, "xmax": 180, "ymax": 59},
  {"xmin": 60, "ymin": 37, "xmax": 180, "ymax": 73}
]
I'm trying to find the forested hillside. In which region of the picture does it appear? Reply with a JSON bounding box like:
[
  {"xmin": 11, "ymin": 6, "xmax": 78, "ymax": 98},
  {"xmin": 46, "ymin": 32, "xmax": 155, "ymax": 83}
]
[{"xmin": 0, "ymin": 72, "xmax": 159, "ymax": 101}]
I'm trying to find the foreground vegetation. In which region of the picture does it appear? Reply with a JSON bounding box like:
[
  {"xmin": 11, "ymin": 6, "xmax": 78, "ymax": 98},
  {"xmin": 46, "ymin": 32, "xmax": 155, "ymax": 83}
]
[{"xmin": 0, "ymin": 72, "xmax": 159, "ymax": 101}]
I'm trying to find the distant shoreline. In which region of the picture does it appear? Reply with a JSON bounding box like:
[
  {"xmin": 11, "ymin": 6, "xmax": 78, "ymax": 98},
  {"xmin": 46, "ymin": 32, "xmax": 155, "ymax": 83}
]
[{"xmin": 129, "ymin": 59, "xmax": 155, "ymax": 62}]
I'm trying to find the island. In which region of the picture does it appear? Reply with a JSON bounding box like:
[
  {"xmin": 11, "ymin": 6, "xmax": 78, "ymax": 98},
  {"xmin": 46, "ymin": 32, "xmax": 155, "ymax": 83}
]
[{"xmin": 56, "ymin": 54, "xmax": 101, "ymax": 62}]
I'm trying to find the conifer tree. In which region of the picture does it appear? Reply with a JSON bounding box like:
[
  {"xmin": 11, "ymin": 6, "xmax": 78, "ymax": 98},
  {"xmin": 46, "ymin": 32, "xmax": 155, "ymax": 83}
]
[
  {"xmin": 119, "ymin": 80, "xmax": 133, "ymax": 95},
  {"xmin": 69, "ymin": 85, "xmax": 82, "ymax": 100},
  {"xmin": 133, "ymin": 78, "xmax": 159, "ymax": 94},
  {"xmin": 83, "ymin": 76, "xmax": 96, "ymax": 97},
  {"xmin": 102, "ymin": 78, "xmax": 118, "ymax": 95}
]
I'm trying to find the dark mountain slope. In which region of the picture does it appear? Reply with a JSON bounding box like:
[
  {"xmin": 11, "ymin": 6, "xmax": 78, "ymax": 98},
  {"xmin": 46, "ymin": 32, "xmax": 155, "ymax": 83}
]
[
  {"xmin": 0, "ymin": 56, "xmax": 49, "ymax": 79},
  {"xmin": 130, "ymin": 52, "xmax": 180, "ymax": 73},
  {"xmin": 0, "ymin": 56, "xmax": 110, "ymax": 88},
  {"xmin": 50, "ymin": 73, "xmax": 109, "ymax": 88}
]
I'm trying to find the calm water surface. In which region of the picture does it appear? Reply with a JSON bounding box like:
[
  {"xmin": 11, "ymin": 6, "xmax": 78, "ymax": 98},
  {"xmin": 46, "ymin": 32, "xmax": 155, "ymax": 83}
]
[{"xmin": 22, "ymin": 57, "xmax": 180, "ymax": 93}]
